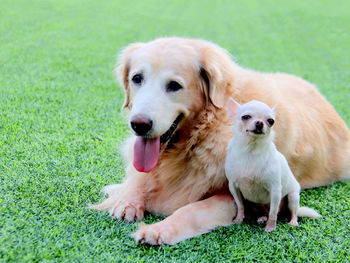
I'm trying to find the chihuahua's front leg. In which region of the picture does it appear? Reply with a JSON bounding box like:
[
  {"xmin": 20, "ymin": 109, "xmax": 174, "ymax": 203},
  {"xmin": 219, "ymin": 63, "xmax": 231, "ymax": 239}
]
[
  {"xmin": 229, "ymin": 181, "xmax": 245, "ymax": 224},
  {"xmin": 287, "ymin": 190, "xmax": 300, "ymax": 226},
  {"xmin": 265, "ymin": 188, "xmax": 281, "ymax": 232}
]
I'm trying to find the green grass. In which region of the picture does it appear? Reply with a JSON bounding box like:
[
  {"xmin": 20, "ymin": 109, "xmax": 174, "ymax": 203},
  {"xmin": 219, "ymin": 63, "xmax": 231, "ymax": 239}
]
[{"xmin": 0, "ymin": 0, "xmax": 349, "ymax": 262}]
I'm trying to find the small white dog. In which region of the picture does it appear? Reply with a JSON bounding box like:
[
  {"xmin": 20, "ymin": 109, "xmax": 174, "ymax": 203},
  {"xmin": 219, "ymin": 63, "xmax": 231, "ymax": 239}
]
[{"xmin": 225, "ymin": 99, "xmax": 320, "ymax": 232}]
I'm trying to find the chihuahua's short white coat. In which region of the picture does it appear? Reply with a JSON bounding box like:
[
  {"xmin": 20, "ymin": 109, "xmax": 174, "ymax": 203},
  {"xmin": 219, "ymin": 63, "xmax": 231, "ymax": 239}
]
[{"xmin": 225, "ymin": 99, "xmax": 320, "ymax": 232}]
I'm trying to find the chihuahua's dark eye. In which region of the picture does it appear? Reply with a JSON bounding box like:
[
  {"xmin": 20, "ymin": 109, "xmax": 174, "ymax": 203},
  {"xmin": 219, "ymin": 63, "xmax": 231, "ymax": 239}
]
[
  {"xmin": 132, "ymin": 74, "xmax": 143, "ymax": 85},
  {"xmin": 166, "ymin": 81, "xmax": 183, "ymax": 92},
  {"xmin": 267, "ymin": 118, "xmax": 275, "ymax": 126},
  {"xmin": 241, "ymin": 115, "xmax": 251, "ymax": 120}
]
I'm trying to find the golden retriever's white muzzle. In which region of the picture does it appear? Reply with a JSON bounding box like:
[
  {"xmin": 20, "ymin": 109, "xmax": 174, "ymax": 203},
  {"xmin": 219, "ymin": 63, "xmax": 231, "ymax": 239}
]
[{"xmin": 129, "ymin": 81, "xmax": 184, "ymax": 173}]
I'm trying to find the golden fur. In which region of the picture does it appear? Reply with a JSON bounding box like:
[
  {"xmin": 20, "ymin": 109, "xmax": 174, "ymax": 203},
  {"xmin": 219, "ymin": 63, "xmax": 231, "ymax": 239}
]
[{"xmin": 93, "ymin": 37, "xmax": 350, "ymax": 245}]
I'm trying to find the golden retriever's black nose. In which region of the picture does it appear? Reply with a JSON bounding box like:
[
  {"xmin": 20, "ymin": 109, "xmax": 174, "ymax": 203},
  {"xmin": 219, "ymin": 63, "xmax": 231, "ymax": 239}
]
[
  {"xmin": 130, "ymin": 114, "xmax": 153, "ymax": 136},
  {"xmin": 255, "ymin": 121, "xmax": 264, "ymax": 130}
]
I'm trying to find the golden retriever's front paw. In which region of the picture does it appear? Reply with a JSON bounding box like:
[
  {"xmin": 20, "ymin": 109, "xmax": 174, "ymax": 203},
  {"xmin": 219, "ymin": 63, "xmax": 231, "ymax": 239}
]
[
  {"xmin": 90, "ymin": 184, "xmax": 145, "ymax": 222},
  {"xmin": 131, "ymin": 223, "xmax": 174, "ymax": 246},
  {"xmin": 109, "ymin": 202, "xmax": 144, "ymax": 222},
  {"xmin": 91, "ymin": 194, "xmax": 144, "ymax": 222}
]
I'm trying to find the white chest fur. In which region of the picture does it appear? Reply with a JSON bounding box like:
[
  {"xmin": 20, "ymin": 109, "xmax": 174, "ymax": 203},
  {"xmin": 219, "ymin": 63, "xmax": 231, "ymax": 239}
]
[
  {"xmin": 225, "ymin": 135, "xmax": 299, "ymax": 203},
  {"xmin": 225, "ymin": 141, "xmax": 274, "ymax": 204}
]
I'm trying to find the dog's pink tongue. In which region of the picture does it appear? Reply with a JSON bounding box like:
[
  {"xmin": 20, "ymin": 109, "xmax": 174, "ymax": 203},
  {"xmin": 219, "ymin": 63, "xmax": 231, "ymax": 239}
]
[{"xmin": 133, "ymin": 137, "xmax": 160, "ymax": 173}]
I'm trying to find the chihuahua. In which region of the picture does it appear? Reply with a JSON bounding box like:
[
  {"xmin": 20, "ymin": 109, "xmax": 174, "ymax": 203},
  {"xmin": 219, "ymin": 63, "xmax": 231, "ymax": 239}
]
[{"xmin": 225, "ymin": 99, "xmax": 320, "ymax": 232}]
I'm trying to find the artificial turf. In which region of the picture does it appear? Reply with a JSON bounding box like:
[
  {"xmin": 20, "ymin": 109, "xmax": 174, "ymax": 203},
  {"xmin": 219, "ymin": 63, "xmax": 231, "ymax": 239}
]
[{"xmin": 0, "ymin": 0, "xmax": 349, "ymax": 262}]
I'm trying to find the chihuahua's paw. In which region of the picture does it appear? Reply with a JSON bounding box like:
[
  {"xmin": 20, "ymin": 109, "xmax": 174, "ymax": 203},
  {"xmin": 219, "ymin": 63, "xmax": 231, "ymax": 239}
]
[
  {"xmin": 265, "ymin": 219, "xmax": 276, "ymax": 232},
  {"xmin": 257, "ymin": 216, "xmax": 268, "ymax": 223},
  {"xmin": 233, "ymin": 215, "xmax": 244, "ymax": 224},
  {"xmin": 265, "ymin": 225, "xmax": 276, "ymax": 232},
  {"xmin": 131, "ymin": 223, "xmax": 175, "ymax": 246},
  {"xmin": 289, "ymin": 218, "xmax": 299, "ymax": 227}
]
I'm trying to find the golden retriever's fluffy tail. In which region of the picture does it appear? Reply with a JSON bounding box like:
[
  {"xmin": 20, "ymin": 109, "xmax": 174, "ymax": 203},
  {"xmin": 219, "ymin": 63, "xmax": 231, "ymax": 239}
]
[{"xmin": 297, "ymin": 207, "xmax": 321, "ymax": 218}]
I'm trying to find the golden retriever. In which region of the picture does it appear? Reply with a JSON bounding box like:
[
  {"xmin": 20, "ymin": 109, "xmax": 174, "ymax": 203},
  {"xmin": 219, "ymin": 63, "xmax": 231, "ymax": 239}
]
[{"xmin": 93, "ymin": 37, "xmax": 350, "ymax": 245}]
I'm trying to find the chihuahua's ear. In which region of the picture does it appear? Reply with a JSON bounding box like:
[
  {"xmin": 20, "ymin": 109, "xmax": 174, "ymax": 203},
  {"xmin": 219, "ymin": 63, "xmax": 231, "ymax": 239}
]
[
  {"xmin": 226, "ymin": 98, "xmax": 240, "ymax": 120},
  {"xmin": 272, "ymin": 104, "xmax": 278, "ymax": 112}
]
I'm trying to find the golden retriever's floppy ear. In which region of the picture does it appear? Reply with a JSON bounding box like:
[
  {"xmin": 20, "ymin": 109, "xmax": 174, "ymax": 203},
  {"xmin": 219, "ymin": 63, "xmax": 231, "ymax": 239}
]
[
  {"xmin": 114, "ymin": 43, "xmax": 143, "ymax": 109},
  {"xmin": 200, "ymin": 44, "xmax": 235, "ymax": 109}
]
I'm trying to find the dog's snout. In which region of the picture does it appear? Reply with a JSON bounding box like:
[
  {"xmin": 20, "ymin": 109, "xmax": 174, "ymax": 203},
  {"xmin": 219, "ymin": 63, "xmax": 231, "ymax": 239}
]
[
  {"xmin": 130, "ymin": 114, "xmax": 153, "ymax": 136},
  {"xmin": 255, "ymin": 121, "xmax": 264, "ymax": 130}
]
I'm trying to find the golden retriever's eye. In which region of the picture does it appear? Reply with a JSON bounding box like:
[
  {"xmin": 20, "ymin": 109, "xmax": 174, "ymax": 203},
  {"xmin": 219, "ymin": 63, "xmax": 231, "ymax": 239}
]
[
  {"xmin": 267, "ymin": 118, "xmax": 275, "ymax": 126},
  {"xmin": 132, "ymin": 74, "xmax": 143, "ymax": 85},
  {"xmin": 166, "ymin": 81, "xmax": 183, "ymax": 92},
  {"xmin": 241, "ymin": 115, "xmax": 251, "ymax": 120}
]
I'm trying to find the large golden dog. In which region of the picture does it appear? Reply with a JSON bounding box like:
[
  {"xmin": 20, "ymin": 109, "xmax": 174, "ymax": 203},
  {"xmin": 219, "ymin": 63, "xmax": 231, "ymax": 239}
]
[{"xmin": 93, "ymin": 37, "xmax": 350, "ymax": 245}]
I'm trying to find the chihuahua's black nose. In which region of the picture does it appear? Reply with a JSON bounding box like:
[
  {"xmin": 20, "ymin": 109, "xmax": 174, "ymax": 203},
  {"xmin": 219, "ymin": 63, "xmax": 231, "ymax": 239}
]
[
  {"xmin": 130, "ymin": 114, "xmax": 153, "ymax": 136},
  {"xmin": 255, "ymin": 121, "xmax": 264, "ymax": 130}
]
